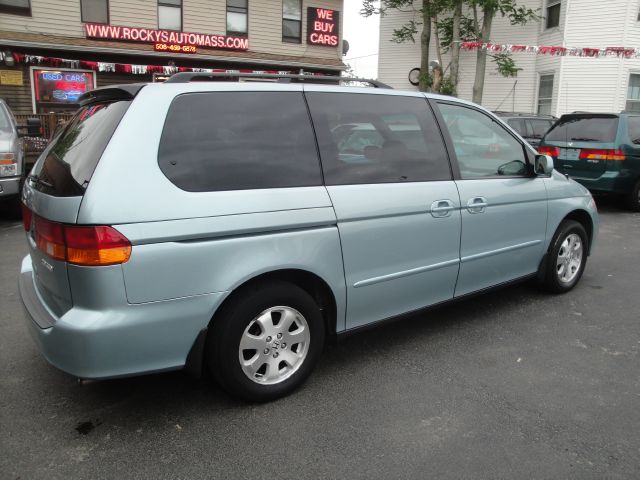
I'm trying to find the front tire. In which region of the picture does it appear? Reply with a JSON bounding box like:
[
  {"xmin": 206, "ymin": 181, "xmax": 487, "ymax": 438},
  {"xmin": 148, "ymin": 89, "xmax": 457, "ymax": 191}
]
[
  {"xmin": 207, "ymin": 281, "xmax": 325, "ymax": 402},
  {"xmin": 539, "ymin": 220, "xmax": 588, "ymax": 293}
]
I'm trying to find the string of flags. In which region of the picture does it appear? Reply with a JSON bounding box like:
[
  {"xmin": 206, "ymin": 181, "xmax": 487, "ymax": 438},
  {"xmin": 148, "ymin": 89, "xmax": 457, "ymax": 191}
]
[
  {"xmin": 0, "ymin": 52, "xmax": 302, "ymax": 76},
  {"xmin": 460, "ymin": 42, "xmax": 640, "ymax": 58}
]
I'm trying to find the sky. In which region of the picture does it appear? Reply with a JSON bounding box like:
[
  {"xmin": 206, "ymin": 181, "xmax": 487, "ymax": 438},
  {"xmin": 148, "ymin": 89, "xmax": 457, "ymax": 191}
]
[{"xmin": 342, "ymin": 0, "xmax": 380, "ymax": 79}]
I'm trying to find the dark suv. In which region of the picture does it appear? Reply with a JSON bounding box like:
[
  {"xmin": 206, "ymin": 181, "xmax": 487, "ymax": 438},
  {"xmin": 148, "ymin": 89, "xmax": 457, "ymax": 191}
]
[
  {"xmin": 494, "ymin": 112, "xmax": 556, "ymax": 148},
  {"xmin": 538, "ymin": 113, "xmax": 640, "ymax": 211}
]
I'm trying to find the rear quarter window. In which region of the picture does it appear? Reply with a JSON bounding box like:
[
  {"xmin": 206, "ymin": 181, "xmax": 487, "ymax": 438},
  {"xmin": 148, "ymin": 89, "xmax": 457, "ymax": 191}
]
[
  {"xmin": 158, "ymin": 92, "xmax": 322, "ymax": 192},
  {"xmin": 545, "ymin": 116, "xmax": 619, "ymax": 143},
  {"xmin": 30, "ymin": 101, "xmax": 131, "ymax": 196}
]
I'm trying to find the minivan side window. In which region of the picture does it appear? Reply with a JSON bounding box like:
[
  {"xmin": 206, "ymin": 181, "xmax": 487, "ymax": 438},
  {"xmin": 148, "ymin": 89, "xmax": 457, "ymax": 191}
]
[
  {"xmin": 158, "ymin": 92, "xmax": 322, "ymax": 192},
  {"xmin": 438, "ymin": 103, "xmax": 528, "ymax": 179},
  {"xmin": 627, "ymin": 116, "xmax": 640, "ymax": 145},
  {"xmin": 306, "ymin": 93, "xmax": 451, "ymax": 185}
]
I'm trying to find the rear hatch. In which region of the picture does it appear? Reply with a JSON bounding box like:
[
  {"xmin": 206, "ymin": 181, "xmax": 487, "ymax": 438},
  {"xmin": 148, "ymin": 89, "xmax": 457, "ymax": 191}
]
[
  {"xmin": 539, "ymin": 114, "xmax": 620, "ymax": 179},
  {"xmin": 22, "ymin": 91, "xmax": 136, "ymax": 318}
]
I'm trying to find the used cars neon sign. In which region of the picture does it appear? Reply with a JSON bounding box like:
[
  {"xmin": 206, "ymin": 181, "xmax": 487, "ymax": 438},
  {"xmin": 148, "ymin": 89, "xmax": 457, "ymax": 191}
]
[
  {"xmin": 307, "ymin": 8, "xmax": 340, "ymax": 47},
  {"xmin": 84, "ymin": 23, "xmax": 249, "ymax": 51}
]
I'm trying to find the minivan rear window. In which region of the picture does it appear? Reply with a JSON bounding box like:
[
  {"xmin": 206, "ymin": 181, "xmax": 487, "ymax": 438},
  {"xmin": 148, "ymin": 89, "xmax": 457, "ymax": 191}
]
[
  {"xmin": 544, "ymin": 115, "xmax": 618, "ymax": 143},
  {"xmin": 30, "ymin": 101, "xmax": 131, "ymax": 197},
  {"xmin": 158, "ymin": 92, "xmax": 322, "ymax": 192}
]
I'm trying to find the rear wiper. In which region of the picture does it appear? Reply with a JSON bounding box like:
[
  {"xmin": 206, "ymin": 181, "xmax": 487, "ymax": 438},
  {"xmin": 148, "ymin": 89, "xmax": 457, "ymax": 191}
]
[
  {"xmin": 27, "ymin": 174, "xmax": 53, "ymax": 189},
  {"xmin": 569, "ymin": 137, "xmax": 600, "ymax": 142}
]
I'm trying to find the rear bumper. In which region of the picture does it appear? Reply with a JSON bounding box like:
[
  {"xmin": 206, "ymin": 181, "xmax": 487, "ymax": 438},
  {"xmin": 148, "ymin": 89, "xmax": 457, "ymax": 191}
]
[
  {"xmin": 0, "ymin": 176, "xmax": 21, "ymax": 197},
  {"xmin": 566, "ymin": 171, "xmax": 635, "ymax": 195},
  {"xmin": 19, "ymin": 255, "xmax": 226, "ymax": 379}
]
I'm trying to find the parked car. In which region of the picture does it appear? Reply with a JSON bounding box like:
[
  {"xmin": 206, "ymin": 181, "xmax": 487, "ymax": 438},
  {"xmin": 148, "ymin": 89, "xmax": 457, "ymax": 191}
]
[
  {"xmin": 19, "ymin": 76, "xmax": 598, "ymax": 402},
  {"xmin": 494, "ymin": 111, "xmax": 556, "ymax": 148},
  {"xmin": 538, "ymin": 112, "xmax": 640, "ymax": 211},
  {"xmin": 0, "ymin": 99, "xmax": 40, "ymax": 217}
]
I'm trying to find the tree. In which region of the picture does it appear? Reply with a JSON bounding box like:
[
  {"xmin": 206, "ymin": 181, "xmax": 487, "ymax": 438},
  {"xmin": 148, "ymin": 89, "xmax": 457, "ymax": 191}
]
[
  {"xmin": 468, "ymin": 0, "xmax": 539, "ymax": 104},
  {"xmin": 362, "ymin": 0, "xmax": 451, "ymax": 92}
]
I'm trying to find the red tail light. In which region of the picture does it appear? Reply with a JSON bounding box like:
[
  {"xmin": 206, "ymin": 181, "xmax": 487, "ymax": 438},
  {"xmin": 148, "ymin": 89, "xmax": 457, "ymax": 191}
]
[
  {"xmin": 22, "ymin": 203, "xmax": 32, "ymax": 232},
  {"xmin": 24, "ymin": 209, "xmax": 131, "ymax": 266},
  {"xmin": 579, "ymin": 149, "xmax": 626, "ymax": 161},
  {"xmin": 538, "ymin": 146, "xmax": 560, "ymax": 157},
  {"xmin": 65, "ymin": 225, "xmax": 131, "ymax": 266}
]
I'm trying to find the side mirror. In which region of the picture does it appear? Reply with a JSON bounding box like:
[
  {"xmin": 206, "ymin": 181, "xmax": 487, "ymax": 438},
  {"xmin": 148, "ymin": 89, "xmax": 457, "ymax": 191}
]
[{"xmin": 534, "ymin": 154, "xmax": 554, "ymax": 176}]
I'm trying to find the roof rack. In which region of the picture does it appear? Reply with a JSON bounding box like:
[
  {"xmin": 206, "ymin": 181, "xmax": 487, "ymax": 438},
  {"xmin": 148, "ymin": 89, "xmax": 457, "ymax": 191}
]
[{"xmin": 164, "ymin": 72, "xmax": 392, "ymax": 89}]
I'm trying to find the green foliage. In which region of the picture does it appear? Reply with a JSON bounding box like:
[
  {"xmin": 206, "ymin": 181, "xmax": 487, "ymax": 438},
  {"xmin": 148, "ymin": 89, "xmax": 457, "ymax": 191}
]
[
  {"xmin": 419, "ymin": 71, "xmax": 433, "ymax": 90},
  {"xmin": 392, "ymin": 21, "xmax": 419, "ymax": 43},
  {"xmin": 439, "ymin": 76, "xmax": 457, "ymax": 95},
  {"xmin": 491, "ymin": 53, "xmax": 521, "ymax": 77},
  {"xmin": 436, "ymin": 15, "xmax": 476, "ymax": 53}
]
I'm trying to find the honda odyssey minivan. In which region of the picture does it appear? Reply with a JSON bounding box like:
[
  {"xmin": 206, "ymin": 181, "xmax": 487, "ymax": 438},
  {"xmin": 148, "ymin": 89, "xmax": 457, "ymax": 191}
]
[{"xmin": 19, "ymin": 74, "xmax": 598, "ymax": 401}]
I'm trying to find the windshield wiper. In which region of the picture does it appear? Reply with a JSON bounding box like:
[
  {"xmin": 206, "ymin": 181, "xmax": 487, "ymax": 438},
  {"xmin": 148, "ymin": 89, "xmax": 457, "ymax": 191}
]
[
  {"xmin": 569, "ymin": 137, "xmax": 601, "ymax": 142},
  {"xmin": 27, "ymin": 174, "xmax": 54, "ymax": 189}
]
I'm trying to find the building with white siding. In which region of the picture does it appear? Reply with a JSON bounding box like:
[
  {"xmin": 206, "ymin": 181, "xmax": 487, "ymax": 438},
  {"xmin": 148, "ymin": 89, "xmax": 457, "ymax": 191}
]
[
  {"xmin": 0, "ymin": 0, "xmax": 345, "ymax": 113},
  {"xmin": 378, "ymin": 0, "xmax": 640, "ymax": 117}
]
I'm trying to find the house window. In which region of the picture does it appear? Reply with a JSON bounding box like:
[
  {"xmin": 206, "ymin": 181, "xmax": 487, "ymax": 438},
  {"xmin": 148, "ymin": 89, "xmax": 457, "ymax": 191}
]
[
  {"xmin": 283, "ymin": 0, "xmax": 302, "ymax": 43},
  {"xmin": 158, "ymin": 0, "xmax": 181, "ymax": 31},
  {"xmin": 546, "ymin": 0, "xmax": 561, "ymax": 29},
  {"xmin": 537, "ymin": 75, "xmax": 554, "ymax": 115},
  {"xmin": 0, "ymin": 0, "xmax": 31, "ymax": 16},
  {"xmin": 626, "ymin": 75, "xmax": 640, "ymax": 112},
  {"xmin": 227, "ymin": 0, "xmax": 248, "ymax": 36},
  {"xmin": 81, "ymin": 0, "xmax": 109, "ymax": 24}
]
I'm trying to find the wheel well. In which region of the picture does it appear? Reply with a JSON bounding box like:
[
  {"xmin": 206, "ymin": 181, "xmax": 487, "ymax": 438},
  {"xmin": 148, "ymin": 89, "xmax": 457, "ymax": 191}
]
[
  {"xmin": 563, "ymin": 209, "xmax": 593, "ymax": 254},
  {"xmin": 218, "ymin": 269, "xmax": 338, "ymax": 339}
]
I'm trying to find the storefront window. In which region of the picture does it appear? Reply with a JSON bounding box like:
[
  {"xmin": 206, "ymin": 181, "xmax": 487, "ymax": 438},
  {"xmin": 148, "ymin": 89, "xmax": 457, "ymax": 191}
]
[
  {"xmin": 0, "ymin": 0, "xmax": 31, "ymax": 16},
  {"xmin": 31, "ymin": 68, "xmax": 96, "ymax": 113},
  {"xmin": 227, "ymin": 0, "xmax": 248, "ymax": 35},
  {"xmin": 282, "ymin": 0, "xmax": 302, "ymax": 43},
  {"xmin": 81, "ymin": 0, "xmax": 109, "ymax": 24},
  {"xmin": 158, "ymin": 0, "xmax": 181, "ymax": 31}
]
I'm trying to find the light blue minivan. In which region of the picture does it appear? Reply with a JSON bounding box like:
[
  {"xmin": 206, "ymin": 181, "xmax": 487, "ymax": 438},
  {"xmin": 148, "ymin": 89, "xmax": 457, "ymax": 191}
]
[{"xmin": 19, "ymin": 74, "xmax": 598, "ymax": 401}]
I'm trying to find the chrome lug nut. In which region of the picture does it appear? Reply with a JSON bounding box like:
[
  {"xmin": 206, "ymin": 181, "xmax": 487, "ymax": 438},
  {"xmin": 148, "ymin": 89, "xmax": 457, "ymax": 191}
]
[
  {"xmin": 281, "ymin": 343, "xmax": 286, "ymax": 348},
  {"xmin": 264, "ymin": 348, "xmax": 269, "ymax": 354},
  {"xmin": 277, "ymin": 333, "xmax": 282, "ymax": 339},
  {"xmin": 266, "ymin": 336, "xmax": 272, "ymax": 342},
  {"xmin": 273, "ymin": 352, "xmax": 279, "ymax": 358}
]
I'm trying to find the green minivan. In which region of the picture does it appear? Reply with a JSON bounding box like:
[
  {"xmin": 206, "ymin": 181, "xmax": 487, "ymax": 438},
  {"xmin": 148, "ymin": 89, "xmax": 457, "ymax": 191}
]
[{"xmin": 538, "ymin": 113, "xmax": 640, "ymax": 210}]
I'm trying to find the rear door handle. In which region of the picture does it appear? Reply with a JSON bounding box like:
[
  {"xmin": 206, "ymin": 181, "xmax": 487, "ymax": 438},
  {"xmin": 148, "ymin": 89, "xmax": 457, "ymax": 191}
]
[
  {"xmin": 430, "ymin": 199, "xmax": 455, "ymax": 218},
  {"xmin": 466, "ymin": 196, "xmax": 488, "ymax": 214}
]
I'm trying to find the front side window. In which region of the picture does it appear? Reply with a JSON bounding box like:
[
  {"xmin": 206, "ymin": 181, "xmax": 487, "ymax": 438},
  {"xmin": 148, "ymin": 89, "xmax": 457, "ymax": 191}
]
[
  {"xmin": 0, "ymin": 0, "xmax": 30, "ymax": 15},
  {"xmin": 81, "ymin": 0, "xmax": 109, "ymax": 23},
  {"xmin": 626, "ymin": 74, "xmax": 640, "ymax": 112},
  {"xmin": 538, "ymin": 74, "xmax": 554, "ymax": 115},
  {"xmin": 227, "ymin": 0, "xmax": 248, "ymax": 35},
  {"xmin": 158, "ymin": 92, "xmax": 321, "ymax": 192},
  {"xmin": 546, "ymin": 0, "xmax": 561, "ymax": 29},
  {"xmin": 438, "ymin": 103, "xmax": 528, "ymax": 179},
  {"xmin": 158, "ymin": 0, "xmax": 181, "ymax": 31},
  {"xmin": 283, "ymin": 0, "xmax": 302, "ymax": 42},
  {"xmin": 306, "ymin": 93, "xmax": 451, "ymax": 185}
]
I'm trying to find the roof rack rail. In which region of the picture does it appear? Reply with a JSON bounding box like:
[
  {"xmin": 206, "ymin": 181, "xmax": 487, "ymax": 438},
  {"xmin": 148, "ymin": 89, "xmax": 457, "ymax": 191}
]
[{"xmin": 164, "ymin": 72, "xmax": 393, "ymax": 89}]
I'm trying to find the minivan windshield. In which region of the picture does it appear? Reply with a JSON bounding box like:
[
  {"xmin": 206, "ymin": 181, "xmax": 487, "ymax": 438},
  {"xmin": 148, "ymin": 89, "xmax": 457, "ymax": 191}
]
[
  {"xmin": 30, "ymin": 100, "xmax": 130, "ymax": 197},
  {"xmin": 544, "ymin": 115, "xmax": 618, "ymax": 143}
]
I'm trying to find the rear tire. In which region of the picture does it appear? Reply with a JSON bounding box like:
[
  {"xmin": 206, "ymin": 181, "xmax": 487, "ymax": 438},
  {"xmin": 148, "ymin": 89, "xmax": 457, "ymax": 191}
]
[
  {"xmin": 206, "ymin": 281, "xmax": 325, "ymax": 402},
  {"xmin": 624, "ymin": 180, "xmax": 640, "ymax": 212},
  {"xmin": 539, "ymin": 220, "xmax": 588, "ymax": 293}
]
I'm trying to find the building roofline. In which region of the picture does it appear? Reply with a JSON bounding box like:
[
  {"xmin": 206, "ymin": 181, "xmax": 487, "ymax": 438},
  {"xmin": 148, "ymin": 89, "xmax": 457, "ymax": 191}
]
[{"xmin": 0, "ymin": 38, "xmax": 345, "ymax": 71}]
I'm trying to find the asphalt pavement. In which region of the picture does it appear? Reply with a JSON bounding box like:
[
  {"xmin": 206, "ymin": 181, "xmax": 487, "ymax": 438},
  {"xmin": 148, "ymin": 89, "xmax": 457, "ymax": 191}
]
[{"xmin": 1, "ymin": 198, "xmax": 639, "ymax": 479}]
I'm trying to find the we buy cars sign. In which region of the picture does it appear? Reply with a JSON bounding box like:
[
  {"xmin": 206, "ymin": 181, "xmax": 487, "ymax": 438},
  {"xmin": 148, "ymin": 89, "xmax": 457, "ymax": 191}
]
[{"xmin": 307, "ymin": 8, "xmax": 340, "ymax": 47}]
